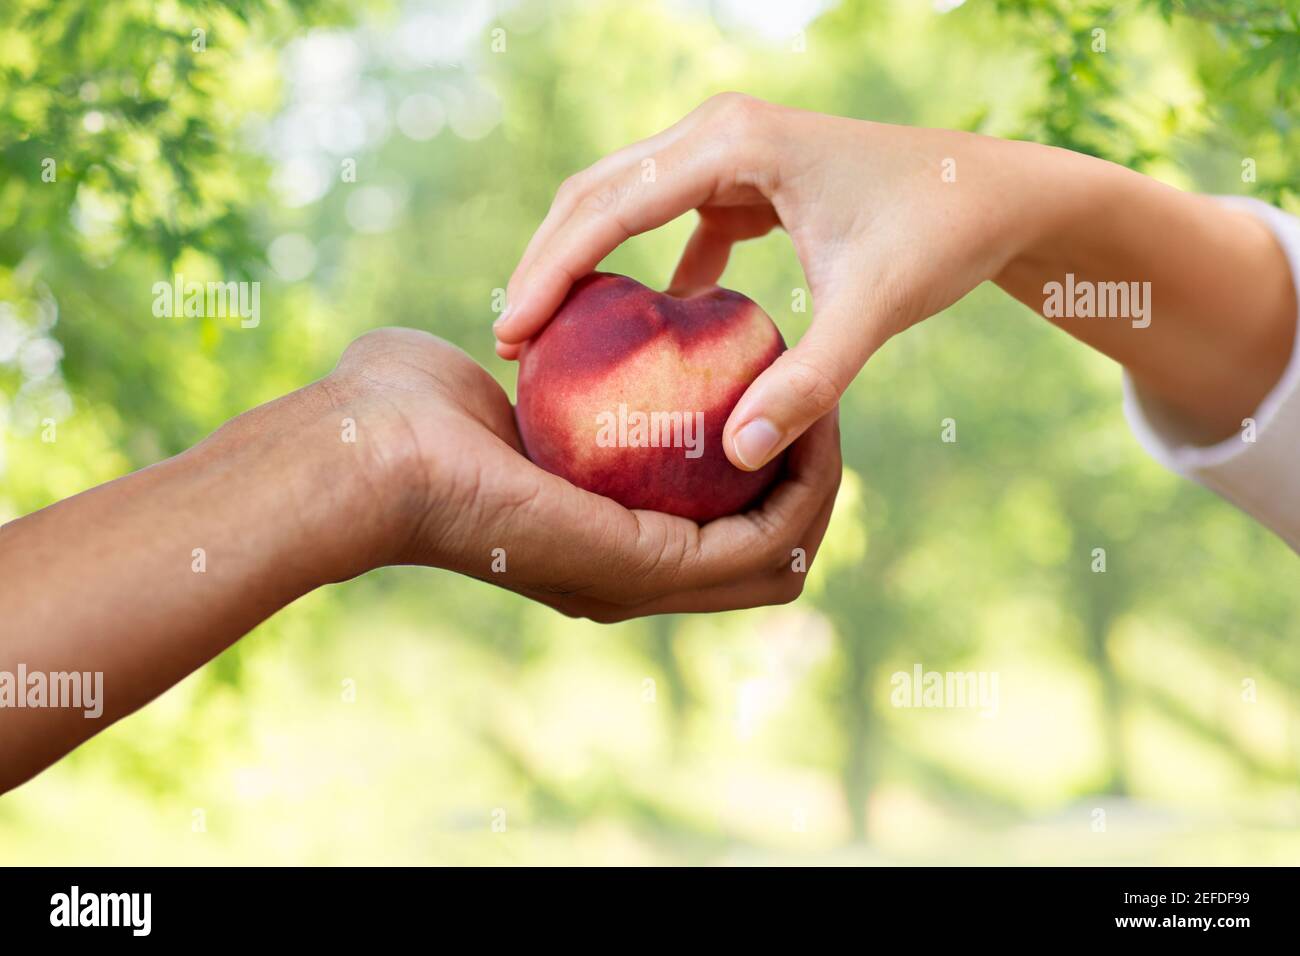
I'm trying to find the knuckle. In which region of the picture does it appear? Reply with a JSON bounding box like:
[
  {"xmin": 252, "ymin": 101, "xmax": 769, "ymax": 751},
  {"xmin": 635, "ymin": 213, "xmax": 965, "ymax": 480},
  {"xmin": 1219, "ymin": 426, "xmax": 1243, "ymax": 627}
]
[
  {"xmin": 338, "ymin": 327, "xmax": 421, "ymax": 369},
  {"xmin": 344, "ymin": 327, "xmax": 397, "ymax": 354},
  {"xmin": 772, "ymin": 573, "xmax": 806, "ymax": 606},
  {"xmin": 557, "ymin": 600, "xmax": 623, "ymax": 625},
  {"xmin": 761, "ymin": 532, "xmax": 789, "ymax": 569},
  {"xmin": 782, "ymin": 529, "xmax": 807, "ymax": 563},
  {"xmin": 744, "ymin": 510, "xmax": 796, "ymax": 571},
  {"xmin": 621, "ymin": 516, "xmax": 693, "ymax": 598},
  {"xmin": 555, "ymin": 171, "xmax": 588, "ymax": 203},
  {"xmin": 707, "ymin": 91, "xmax": 769, "ymax": 141},
  {"xmin": 536, "ymin": 257, "xmax": 578, "ymax": 290},
  {"xmin": 706, "ymin": 90, "xmax": 758, "ymax": 115},
  {"xmin": 579, "ymin": 181, "xmax": 626, "ymax": 216},
  {"xmin": 647, "ymin": 521, "xmax": 691, "ymax": 584},
  {"xmin": 781, "ymin": 355, "xmax": 842, "ymax": 414},
  {"xmin": 586, "ymin": 607, "xmax": 626, "ymax": 625}
]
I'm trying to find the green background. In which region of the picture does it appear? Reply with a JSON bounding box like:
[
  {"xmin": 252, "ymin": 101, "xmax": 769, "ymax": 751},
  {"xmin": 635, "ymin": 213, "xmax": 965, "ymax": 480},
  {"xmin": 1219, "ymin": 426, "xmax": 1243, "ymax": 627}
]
[{"xmin": 2, "ymin": 0, "xmax": 1298, "ymax": 864}]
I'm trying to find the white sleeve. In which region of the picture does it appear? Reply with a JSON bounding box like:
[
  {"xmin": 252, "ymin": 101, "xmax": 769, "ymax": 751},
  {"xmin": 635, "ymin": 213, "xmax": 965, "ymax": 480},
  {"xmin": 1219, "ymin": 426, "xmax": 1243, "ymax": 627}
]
[{"xmin": 1122, "ymin": 195, "xmax": 1300, "ymax": 552}]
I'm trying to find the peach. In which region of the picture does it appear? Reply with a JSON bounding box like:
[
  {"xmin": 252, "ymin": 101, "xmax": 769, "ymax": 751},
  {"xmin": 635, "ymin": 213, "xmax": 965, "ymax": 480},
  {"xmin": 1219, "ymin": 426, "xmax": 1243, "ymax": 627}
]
[{"xmin": 516, "ymin": 272, "xmax": 786, "ymax": 522}]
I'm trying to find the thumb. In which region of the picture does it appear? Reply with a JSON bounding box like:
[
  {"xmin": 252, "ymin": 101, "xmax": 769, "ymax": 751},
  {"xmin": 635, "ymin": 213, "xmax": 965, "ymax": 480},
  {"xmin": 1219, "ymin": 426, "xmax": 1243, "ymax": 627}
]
[{"xmin": 723, "ymin": 305, "xmax": 876, "ymax": 471}]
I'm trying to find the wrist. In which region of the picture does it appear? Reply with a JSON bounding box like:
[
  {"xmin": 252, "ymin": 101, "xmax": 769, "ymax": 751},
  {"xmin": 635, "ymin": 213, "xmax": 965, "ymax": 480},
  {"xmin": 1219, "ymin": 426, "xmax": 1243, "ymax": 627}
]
[
  {"xmin": 304, "ymin": 378, "xmax": 439, "ymax": 578},
  {"xmin": 198, "ymin": 380, "xmax": 418, "ymax": 588},
  {"xmin": 994, "ymin": 139, "xmax": 1110, "ymax": 276}
]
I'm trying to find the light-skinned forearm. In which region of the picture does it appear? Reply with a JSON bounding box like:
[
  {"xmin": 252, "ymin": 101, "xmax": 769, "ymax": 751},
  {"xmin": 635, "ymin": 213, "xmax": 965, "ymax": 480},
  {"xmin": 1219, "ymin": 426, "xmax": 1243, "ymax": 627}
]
[
  {"xmin": 995, "ymin": 142, "xmax": 1296, "ymax": 442},
  {"xmin": 492, "ymin": 97, "xmax": 1299, "ymax": 469}
]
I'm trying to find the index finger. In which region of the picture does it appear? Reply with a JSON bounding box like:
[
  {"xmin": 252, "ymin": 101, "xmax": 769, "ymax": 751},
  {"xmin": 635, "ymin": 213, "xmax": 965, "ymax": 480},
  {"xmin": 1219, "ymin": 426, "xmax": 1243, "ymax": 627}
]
[
  {"xmin": 494, "ymin": 139, "xmax": 722, "ymax": 345},
  {"xmin": 505, "ymin": 116, "xmax": 697, "ymax": 312},
  {"xmin": 496, "ymin": 94, "xmax": 770, "ymax": 346}
]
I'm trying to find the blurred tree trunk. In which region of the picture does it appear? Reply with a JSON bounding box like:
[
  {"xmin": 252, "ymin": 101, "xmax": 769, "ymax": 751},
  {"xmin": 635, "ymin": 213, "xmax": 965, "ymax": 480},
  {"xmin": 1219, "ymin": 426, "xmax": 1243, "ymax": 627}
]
[
  {"xmin": 1087, "ymin": 625, "xmax": 1129, "ymax": 796},
  {"xmin": 1075, "ymin": 557, "xmax": 1129, "ymax": 796},
  {"xmin": 647, "ymin": 615, "xmax": 692, "ymax": 760},
  {"xmin": 840, "ymin": 624, "xmax": 874, "ymax": 841},
  {"xmin": 828, "ymin": 598, "xmax": 892, "ymax": 844}
]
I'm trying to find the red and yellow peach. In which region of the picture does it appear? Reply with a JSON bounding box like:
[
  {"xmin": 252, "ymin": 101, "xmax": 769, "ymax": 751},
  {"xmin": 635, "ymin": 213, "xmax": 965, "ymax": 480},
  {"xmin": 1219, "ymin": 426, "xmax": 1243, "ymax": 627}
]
[{"xmin": 516, "ymin": 273, "xmax": 786, "ymax": 522}]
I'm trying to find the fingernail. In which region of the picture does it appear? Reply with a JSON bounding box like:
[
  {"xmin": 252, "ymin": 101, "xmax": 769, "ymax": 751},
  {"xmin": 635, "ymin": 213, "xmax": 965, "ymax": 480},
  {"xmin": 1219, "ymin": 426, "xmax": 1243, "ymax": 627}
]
[
  {"xmin": 493, "ymin": 307, "xmax": 511, "ymax": 331},
  {"xmin": 732, "ymin": 418, "xmax": 781, "ymax": 470}
]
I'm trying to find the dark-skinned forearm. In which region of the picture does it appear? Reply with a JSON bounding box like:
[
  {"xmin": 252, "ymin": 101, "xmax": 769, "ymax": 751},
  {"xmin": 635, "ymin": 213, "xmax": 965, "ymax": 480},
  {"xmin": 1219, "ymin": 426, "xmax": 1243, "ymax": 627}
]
[{"xmin": 0, "ymin": 384, "xmax": 382, "ymax": 792}]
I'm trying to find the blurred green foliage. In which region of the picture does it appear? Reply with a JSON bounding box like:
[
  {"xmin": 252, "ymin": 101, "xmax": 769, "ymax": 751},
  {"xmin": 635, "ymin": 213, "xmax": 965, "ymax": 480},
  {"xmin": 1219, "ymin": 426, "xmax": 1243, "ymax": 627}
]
[{"xmin": 2, "ymin": 0, "xmax": 1298, "ymax": 864}]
